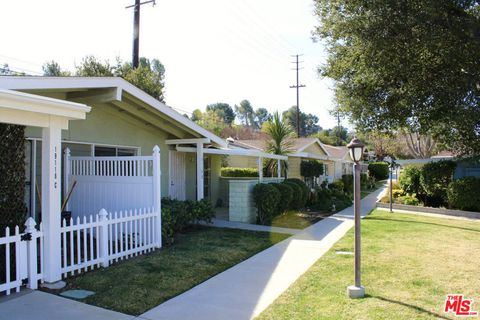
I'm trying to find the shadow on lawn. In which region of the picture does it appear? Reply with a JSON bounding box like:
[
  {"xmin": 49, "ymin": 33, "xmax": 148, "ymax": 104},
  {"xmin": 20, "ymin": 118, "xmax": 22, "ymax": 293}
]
[
  {"xmin": 366, "ymin": 295, "xmax": 450, "ymax": 320},
  {"xmin": 366, "ymin": 217, "xmax": 480, "ymax": 233}
]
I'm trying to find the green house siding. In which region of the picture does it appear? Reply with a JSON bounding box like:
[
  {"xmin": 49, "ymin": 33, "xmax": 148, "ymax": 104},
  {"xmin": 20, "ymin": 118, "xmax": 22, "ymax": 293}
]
[{"xmin": 25, "ymin": 103, "xmax": 185, "ymax": 198}]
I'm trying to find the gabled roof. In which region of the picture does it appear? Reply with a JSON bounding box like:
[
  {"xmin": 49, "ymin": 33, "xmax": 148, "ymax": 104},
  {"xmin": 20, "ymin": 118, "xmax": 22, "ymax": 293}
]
[
  {"xmin": 0, "ymin": 76, "xmax": 227, "ymax": 148},
  {"xmin": 322, "ymin": 144, "xmax": 351, "ymax": 161},
  {"xmin": 229, "ymin": 138, "xmax": 332, "ymax": 158}
]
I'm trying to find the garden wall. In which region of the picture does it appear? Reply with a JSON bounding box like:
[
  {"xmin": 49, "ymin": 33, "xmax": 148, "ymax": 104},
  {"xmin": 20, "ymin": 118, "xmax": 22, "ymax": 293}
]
[
  {"xmin": 376, "ymin": 202, "xmax": 480, "ymax": 219},
  {"xmin": 224, "ymin": 177, "xmax": 284, "ymax": 223}
]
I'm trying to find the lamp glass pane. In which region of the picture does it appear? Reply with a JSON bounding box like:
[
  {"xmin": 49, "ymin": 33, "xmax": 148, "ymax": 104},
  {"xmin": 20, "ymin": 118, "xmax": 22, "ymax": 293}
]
[
  {"xmin": 349, "ymin": 148, "xmax": 355, "ymax": 162},
  {"xmin": 353, "ymin": 147, "xmax": 363, "ymax": 162}
]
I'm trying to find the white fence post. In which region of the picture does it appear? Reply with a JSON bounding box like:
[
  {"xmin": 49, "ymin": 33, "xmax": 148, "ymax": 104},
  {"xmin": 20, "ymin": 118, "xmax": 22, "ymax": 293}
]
[
  {"xmin": 98, "ymin": 209, "xmax": 109, "ymax": 268},
  {"xmin": 25, "ymin": 218, "xmax": 38, "ymax": 290},
  {"xmin": 63, "ymin": 147, "xmax": 71, "ymax": 212},
  {"xmin": 153, "ymin": 145, "xmax": 162, "ymax": 248}
]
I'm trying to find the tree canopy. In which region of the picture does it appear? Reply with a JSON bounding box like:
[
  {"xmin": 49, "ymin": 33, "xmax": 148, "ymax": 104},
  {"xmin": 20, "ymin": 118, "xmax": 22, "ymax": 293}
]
[
  {"xmin": 282, "ymin": 106, "xmax": 322, "ymax": 136},
  {"xmin": 206, "ymin": 103, "xmax": 235, "ymax": 125},
  {"xmin": 313, "ymin": 0, "xmax": 480, "ymax": 155},
  {"xmin": 42, "ymin": 56, "xmax": 165, "ymax": 102}
]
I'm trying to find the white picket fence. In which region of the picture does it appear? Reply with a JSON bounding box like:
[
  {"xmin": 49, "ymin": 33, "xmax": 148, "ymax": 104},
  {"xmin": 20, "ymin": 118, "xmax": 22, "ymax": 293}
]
[
  {"xmin": 64, "ymin": 147, "xmax": 160, "ymax": 221},
  {"xmin": 60, "ymin": 207, "xmax": 159, "ymax": 277},
  {"xmin": 0, "ymin": 218, "xmax": 43, "ymax": 295}
]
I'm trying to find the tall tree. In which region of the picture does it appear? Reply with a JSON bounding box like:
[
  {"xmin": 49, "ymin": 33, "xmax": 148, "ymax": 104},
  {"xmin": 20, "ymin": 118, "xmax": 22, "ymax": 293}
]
[
  {"xmin": 282, "ymin": 106, "xmax": 321, "ymax": 136},
  {"xmin": 254, "ymin": 108, "xmax": 271, "ymax": 129},
  {"xmin": 235, "ymin": 100, "xmax": 255, "ymax": 127},
  {"xmin": 42, "ymin": 60, "xmax": 71, "ymax": 76},
  {"xmin": 206, "ymin": 103, "xmax": 235, "ymax": 125},
  {"xmin": 263, "ymin": 112, "xmax": 295, "ymax": 176},
  {"xmin": 313, "ymin": 0, "xmax": 480, "ymax": 155}
]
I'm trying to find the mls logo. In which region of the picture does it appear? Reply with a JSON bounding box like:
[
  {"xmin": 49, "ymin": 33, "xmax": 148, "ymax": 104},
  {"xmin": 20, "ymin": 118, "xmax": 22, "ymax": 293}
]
[{"xmin": 444, "ymin": 294, "xmax": 478, "ymax": 317}]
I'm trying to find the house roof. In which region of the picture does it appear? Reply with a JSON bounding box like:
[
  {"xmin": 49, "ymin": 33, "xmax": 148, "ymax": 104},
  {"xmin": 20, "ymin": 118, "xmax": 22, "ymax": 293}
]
[
  {"xmin": 322, "ymin": 144, "xmax": 350, "ymax": 160},
  {"xmin": 229, "ymin": 137, "xmax": 333, "ymax": 158},
  {"xmin": 0, "ymin": 76, "xmax": 227, "ymax": 148}
]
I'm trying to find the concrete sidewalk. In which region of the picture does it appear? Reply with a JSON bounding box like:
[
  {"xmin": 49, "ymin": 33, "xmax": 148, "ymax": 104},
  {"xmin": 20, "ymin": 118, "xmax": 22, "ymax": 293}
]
[
  {"xmin": 140, "ymin": 187, "xmax": 386, "ymax": 320},
  {"xmin": 0, "ymin": 290, "xmax": 134, "ymax": 320},
  {"xmin": 202, "ymin": 218, "xmax": 301, "ymax": 235}
]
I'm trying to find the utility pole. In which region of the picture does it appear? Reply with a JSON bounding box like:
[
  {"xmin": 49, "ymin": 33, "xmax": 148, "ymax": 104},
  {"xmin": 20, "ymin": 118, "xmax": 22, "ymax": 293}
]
[
  {"xmin": 290, "ymin": 54, "xmax": 306, "ymax": 137},
  {"xmin": 126, "ymin": 0, "xmax": 156, "ymax": 69}
]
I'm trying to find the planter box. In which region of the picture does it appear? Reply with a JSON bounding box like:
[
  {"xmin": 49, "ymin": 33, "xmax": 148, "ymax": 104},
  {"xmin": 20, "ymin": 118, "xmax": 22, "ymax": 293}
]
[{"xmin": 376, "ymin": 202, "xmax": 480, "ymax": 219}]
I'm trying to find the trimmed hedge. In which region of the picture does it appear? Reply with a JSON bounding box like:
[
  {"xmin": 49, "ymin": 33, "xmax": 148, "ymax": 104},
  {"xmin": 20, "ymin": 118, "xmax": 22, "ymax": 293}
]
[
  {"xmin": 0, "ymin": 124, "xmax": 26, "ymax": 236},
  {"xmin": 368, "ymin": 162, "xmax": 389, "ymax": 180},
  {"xmin": 253, "ymin": 183, "xmax": 281, "ymax": 225},
  {"xmin": 447, "ymin": 177, "xmax": 480, "ymax": 211},
  {"xmin": 284, "ymin": 181, "xmax": 303, "ymax": 210},
  {"xmin": 420, "ymin": 160, "xmax": 456, "ymax": 207},
  {"xmin": 285, "ymin": 178, "xmax": 309, "ymax": 208},
  {"xmin": 300, "ymin": 160, "xmax": 324, "ymax": 177},
  {"xmin": 399, "ymin": 165, "xmax": 422, "ymax": 195},
  {"xmin": 271, "ymin": 183, "xmax": 293, "ymax": 214},
  {"xmin": 161, "ymin": 198, "xmax": 214, "ymax": 245},
  {"xmin": 221, "ymin": 167, "xmax": 258, "ymax": 177}
]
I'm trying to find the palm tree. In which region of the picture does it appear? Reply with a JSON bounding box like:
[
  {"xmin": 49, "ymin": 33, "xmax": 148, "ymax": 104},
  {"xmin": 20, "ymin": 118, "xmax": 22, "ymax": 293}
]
[{"xmin": 264, "ymin": 112, "xmax": 295, "ymax": 177}]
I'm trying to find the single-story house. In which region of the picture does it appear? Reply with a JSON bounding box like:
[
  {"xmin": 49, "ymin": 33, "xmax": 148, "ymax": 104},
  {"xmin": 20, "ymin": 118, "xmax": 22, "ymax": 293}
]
[
  {"xmin": 0, "ymin": 77, "xmax": 286, "ymax": 286},
  {"xmin": 226, "ymin": 138, "xmax": 347, "ymax": 183},
  {"xmin": 321, "ymin": 144, "xmax": 354, "ymax": 180}
]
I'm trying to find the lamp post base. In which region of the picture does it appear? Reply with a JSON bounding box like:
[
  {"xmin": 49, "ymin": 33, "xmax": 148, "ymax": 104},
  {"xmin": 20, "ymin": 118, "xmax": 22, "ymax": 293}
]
[{"xmin": 347, "ymin": 285, "xmax": 365, "ymax": 299}]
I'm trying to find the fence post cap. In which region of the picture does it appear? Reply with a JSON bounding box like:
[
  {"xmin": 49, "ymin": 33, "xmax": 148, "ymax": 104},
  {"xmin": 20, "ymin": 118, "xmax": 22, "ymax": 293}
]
[
  {"xmin": 64, "ymin": 147, "xmax": 71, "ymax": 155},
  {"xmin": 153, "ymin": 145, "xmax": 160, "ymax": 153},
  {"xmin": 25, "ymin": 217, "xmax": 37, "ymax": 230},
  {"xmin": 99, "ymin": 208, "xmax": 108, "ymax": 219}
]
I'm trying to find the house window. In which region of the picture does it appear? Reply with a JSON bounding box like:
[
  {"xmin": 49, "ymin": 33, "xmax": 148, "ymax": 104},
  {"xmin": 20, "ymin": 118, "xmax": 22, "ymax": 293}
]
[{"xmin": 94, "ymin": 146, "xmax": 137, "ymax": 157}]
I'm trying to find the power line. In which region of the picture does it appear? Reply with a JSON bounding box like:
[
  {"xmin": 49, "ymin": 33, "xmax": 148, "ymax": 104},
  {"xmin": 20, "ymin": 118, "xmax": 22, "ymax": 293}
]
[{"xmin": 290, "ymin": 54, "xmax": 306, "ymax": 137}]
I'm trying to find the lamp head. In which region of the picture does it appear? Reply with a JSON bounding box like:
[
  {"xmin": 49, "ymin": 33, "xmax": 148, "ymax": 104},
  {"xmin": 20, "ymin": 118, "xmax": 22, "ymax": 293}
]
[{"xmin": 347, "ymin": 137, "xmax": 365, "ymax": 163}]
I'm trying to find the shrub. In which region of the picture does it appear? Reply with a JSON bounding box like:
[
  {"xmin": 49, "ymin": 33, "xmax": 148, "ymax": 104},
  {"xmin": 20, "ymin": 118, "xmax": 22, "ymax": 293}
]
[
  {"xmin": 420, "ymin": 160, "xmax": 456, "ymax": 207},
  {"xmin": 285, "ymin": 178, "xmax": 309, "ymax": 208},
  {"xmin": 447, "ymin": 177, "xmax": 480, "ymax": 211},
  {"xmin": 399, "ymin": 165, "xmax": 422, "ymax": 195},
  {"xmin": 161, "ymin": 198, "xmax": 214, "ymax": 245},
  {"xmin": 328, "ymin": 180, "xmax": 344, "ymax": 193},
  {"xmin": 271, "ymin": 183, "xmax": 293, "ymax": 214},
  {"xmin": 368, "ymin": 162, "xmax": 389, "ymax": 180},
  {"xmin": 313, "ymin": 188, "xmax": 333, "ymax": 211},
  {"xmin": 300, "ymin": 160, "xmax": 324, "ymax": 177},
  {"xmin": 0, "ymin": 124, "xmax": 26, "ymax": 236},
  {"xmin": 392, "ymin": 189, "xmax": 404, "ymax": 198},
  {"xmin": 342, "ymin": 174, "xmax": 353, "ymax": 193},
  {"xmin": 396, "ymin": 195, "xmax": 420, "ymax": 206},
  {"xmin": 253, "ymin": 183, "xmax": 281, "ymax": 225},
  {"xmin": 284, "ymin": 181, "xmax": 303, "ymax": 210},
  {"xmin": 221, "ymin": 167, "xmax": 258, "ymax": 177}
]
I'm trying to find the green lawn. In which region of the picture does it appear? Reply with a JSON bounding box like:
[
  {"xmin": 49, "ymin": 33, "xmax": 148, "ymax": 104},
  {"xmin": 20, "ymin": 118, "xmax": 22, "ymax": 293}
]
[
  {"xmin": 258, "ymin": 210, "xmax": 480, "ymax": 320},
  {"xmin": 54, "ymin": 226, "xmax": 289, "ymax": 315},
  {"xmin": 271, "ymin": 210, "xmax": 330, "ymax": 229}
]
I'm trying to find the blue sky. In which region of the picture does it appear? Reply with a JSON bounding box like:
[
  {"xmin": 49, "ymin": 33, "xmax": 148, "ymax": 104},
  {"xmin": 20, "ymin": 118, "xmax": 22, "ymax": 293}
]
[{"xmin": 0, "ymin": 0, "xmax": 346, "ymax": 129}]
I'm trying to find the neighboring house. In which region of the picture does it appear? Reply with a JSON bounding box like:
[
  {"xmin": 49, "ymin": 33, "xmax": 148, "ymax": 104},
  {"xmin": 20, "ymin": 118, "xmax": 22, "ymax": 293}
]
[
  {"xmin": 227, "ymin": 138, "xmax": 349, "ymax": 183},
  {"xmin": 1, "ymin": 76, "xmax": 281, "ymax": 221},
  {"xmin": 321, "ymin": 144, "xmax": 354, "ymax": 180}
]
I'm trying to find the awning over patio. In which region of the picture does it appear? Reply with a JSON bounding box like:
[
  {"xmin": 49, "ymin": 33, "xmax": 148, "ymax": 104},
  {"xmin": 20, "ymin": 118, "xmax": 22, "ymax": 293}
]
[
  {"xmin": 165, "ymin": 138, "xmax": 288, "ymax": 199},
  {"xmin": 0, "ymin": 89, "xmax": 91, "ymax": 283}
]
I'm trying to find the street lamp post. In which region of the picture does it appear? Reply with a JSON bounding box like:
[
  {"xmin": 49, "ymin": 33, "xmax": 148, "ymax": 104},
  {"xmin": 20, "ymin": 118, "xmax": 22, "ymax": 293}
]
[
  {"xmin": 384, "ymin": 156, "xmax": 397, "ymax": 213},
  {"xmin": 347, "ymin": 137, "xmax": 365, "ymax": 299}
]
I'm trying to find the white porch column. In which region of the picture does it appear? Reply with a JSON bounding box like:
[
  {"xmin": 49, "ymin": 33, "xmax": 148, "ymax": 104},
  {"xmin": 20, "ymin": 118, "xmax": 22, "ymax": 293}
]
[
  {"xmin": 258, "ymin": 157, "xmax": 263, "ymax": 182},
  {"xmin": 277, "ymin": 159, "xmax": 281, "ymax": 179},
  {"xmin": 196, "ymin": 142, "xmax": 204, "ymax": 200},
  {"xmin": 41, "ymin": 118, "xmax": 63, "ymax": 283},
  {"xmin": 153, "ymin": 145, "xmax": 162, "ymax": 248}
]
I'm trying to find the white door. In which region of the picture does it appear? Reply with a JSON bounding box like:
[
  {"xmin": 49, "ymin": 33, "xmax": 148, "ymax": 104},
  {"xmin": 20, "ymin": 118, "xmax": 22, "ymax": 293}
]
[{"xmin": 169, "ymin": 151, "xmax": 186, "ymax": 200}]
